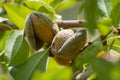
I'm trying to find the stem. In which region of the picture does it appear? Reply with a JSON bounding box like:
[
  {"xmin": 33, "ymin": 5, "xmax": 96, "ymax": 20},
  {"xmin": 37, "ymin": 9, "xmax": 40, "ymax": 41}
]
[{"xmin": 56, "ymin": 20, "xmax": 86, "ymax": 29}]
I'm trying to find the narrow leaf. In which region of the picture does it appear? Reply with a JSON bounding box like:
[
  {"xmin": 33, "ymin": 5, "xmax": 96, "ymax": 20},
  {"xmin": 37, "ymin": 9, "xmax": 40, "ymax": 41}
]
[
  {"xmin": 112, "ymin": 45, "xmax": 120, "ymax": 53},
  {"xmin": 97, "ymin": 0, "xmax": 110, "ymax": 17},
  {"xmin": 0, "ymin": 31, "xmax": 11, "ymax": 52},
  {"xmin": 97, "ymin": 18, "xmax": 112, "ymax": 36},
  {"xmin": 111, "ymin": 2, "xmax": 120, "ymax": 27},
  {"xmin": 72, "ymin": 41, "xmax": 102, "ymax": 70},
  {"xmin": 104, "ymin": 0, "xmax": 112, "ymax": 16},
  {"xmin": 111, "ymin": 0, "xmax": 120, "ymax": 8},
  {"xmin": 36, "ymin": 51, "xmax": 49, "ymax": 72},
  {"xmin": 5, "ymin": 30, "xmax": 22, "ymax": 60},
  {"xmin": 50, "ymin": 0, "xmax": 63, "ymax": 7},
  {"xmin": 84, "ymin": 0, "xmax": 98, "ymax": 34},
  {"xmin": 78, "ymin": 0, "xmax": 85, "ymax": 17},
  {"xmin": 111, "ymin": 39, "xmax": 120, "ymax": 53},
  {"xmin": 15, "ymin": 49, "xmax": 49, "ymax": 80},
  {"xmin": 25, "ymin": 1, "xmax": 55, "ymax": 14},
  {"xmin": 55, "ymin": 0, "xmax": 76, "ymax": 11},
  {"xmin": 91, "ymin": 59, "xmax": 120, "ymax": 80},
  {"xmin": 9, "ymin": 35, "xmax": 29, "ymax": 66},
  {"xmin": 5, "ymin": 30, "xmax": 29, "ymax": 66}
]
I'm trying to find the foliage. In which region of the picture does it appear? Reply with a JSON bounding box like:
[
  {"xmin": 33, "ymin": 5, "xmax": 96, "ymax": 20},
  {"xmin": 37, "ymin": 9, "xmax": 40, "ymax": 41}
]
[{"xmin": 0, "ymin": 0, "xmax": 120, "ymax": 80}]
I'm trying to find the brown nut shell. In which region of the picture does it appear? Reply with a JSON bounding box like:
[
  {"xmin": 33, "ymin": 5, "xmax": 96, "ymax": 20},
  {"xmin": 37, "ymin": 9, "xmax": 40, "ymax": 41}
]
[
  {"xmin": 24, "ymin": 15, "xmax": 44, "ymax": 51},
  {"xmin": 51, "ymin": 29, "xmax": 74, "ymax": 54},
  {"xmin": 24, "ymin": 12, "xmax": 59, "ymax": 50},
  {"xmin": 54, "ymin": 55, "xmax": 73, "ymax": 66},
  {"xmin": 30, "ymin": 12, "xmax": 59, "ymax": 43},
  {"xmin": 51, "ymin": 28, "xmax": 87, "ymax": 66},
  {"xmin": 51, "ymin": 29, "xmax": 75, "ymax": 66}
]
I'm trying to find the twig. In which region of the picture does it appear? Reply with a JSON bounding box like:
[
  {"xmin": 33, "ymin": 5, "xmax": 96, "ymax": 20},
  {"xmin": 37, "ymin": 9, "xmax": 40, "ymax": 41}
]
[{"xmin": 56, "ymin": 20, "xmax": 86, "ymax": 29}]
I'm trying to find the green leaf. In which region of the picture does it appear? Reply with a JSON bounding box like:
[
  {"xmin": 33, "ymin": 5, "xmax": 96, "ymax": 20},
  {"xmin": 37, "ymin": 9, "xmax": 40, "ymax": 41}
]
[
  {"xmin": 25, "ymin": 1, "xmax": 55, "ymax": 14},
  {"xmin": 111, "ymin": 39, "xmax": 120, "ymax": 53},
  {"xmin": 107, "ymin": 34, "xmax": 120, "ymax": 53},
  {"xmin": 72, "ymin": 41, "xmax": 102, "ymax": 71},
  {"xmin": 91, "ymin": 59, "xmax": 120, "ymax": 80},
  {"xmin": 15, "ymin": 49, "xmax": 49, "ymax": 80},
  {"xmin": 50, "ymin": 0, "xmax": 63, "ymax": 7},
  {"xmin": 111, "ymin": 2, "xmax": 120, "ymax": 26},
  {"xmin": 0, "ymin": 2, "xmax": 2, "ymax": 7},
  {"xmin": 78, "ymin": 0, "xmax": 85, "ymax": 16},
  {"xmin": 0, "ymin": 31, "xmax": 11, "ymax": 52},
  {"xmin": 0, "ymin": 75, "xmax": 8, "ymax": 80},
  {"xmin": 0, "ymin": 51, "xmax": 5, "ymax": 62},
  {"xmin": 97, "ymin": 0, "xmax": 112, "ymax": 17},
  {"xmin": 55, "ymin": 0, "xmax": 76, "ymax": 12},
  {"xmin": 4, "ymin": 3, "xmax": 32, "ymax": 29},
  {"xmin": 9, "ymin": 36, "xmax": 29, "ymax": 66},
  {"xmin": 36, "ymin": 51, "xmax": 49, "ymax": 72},
  {"xmin": 92, "ymin": 59, "xmax": 113, "ymax": 80},
  {"xmin": 97, "ymin": 18, "xmax": 112, "ymax": 36},
  {"xmin": 31, "ymin": 68, "xmax": 72, "ymax": 80},
  {"xmin": 15, "ymin": 0, "xmax": 25, "ymax": 4},
  {"xmin": 111, "ymin": 0, "xmax": 120, "ymax": 8},
  {"xmin": 112, "ymin": 45, "xmax": 120, "ymax": 53},
  {"xmin": 104, "ymin": 0, "xmax": 112, "ymax": 15},
  {"xmin": 24, "ymin": 1, "xmax": 43, "ymax": 10},
  {"xmin": 5, "ymin": 30, "xmax": 29, "ymax": 66},
  {"xmin": 5, "ymin": 30, "xmax": 22, "ymax": 61},
  {"xmin": 9, "ymin": 67, "xmax": 18, "ymax": 78},
  {"xmin": 84, "ymin": 0, "xmax": 98, "ymax": 34}
]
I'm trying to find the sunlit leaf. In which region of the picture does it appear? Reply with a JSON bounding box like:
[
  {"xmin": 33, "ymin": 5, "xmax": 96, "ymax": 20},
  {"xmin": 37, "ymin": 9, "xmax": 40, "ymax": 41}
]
[
  {"xmin": 111, "ymin": 0, "xmax": 120, "ymax": 8},
  {"xmin": 55, "ymin": 0, "xmax": 76, "ymax": 12},
  {"xmin": 47, "ymin": 58, "xmax": 62, "ymax": 70},
  {"xmin": 50, "ymin": 0, "xmax": 63, "ymax": 7},
  {"xmin": 114, "ymin": 39, "xmax": 120, "ymax": 46},
  {"xmin": 0, "ymin": 75, "xmax": 8, "ymax": 80},
  {"xmin": 97, "ymin": 18, "xmax": 112, "ymax": 36},
  {"xmin": 72, "ymin": 41, "xmax": 102, "ymax": 70},
  {"xmin": 4, "ymin": 3, "xmax": 32, "ymax": 29},
  {"xmin": 0, "ymin": 2, "xmax": 2, "ymax": 7},
  {"xmin": 24, "ymin": 1, "xmax": 43, "ymax": 10},
  {"xmin": 25, "ymin": 1, "xmax": 55, "ymax": 14},
  {"xmin": 15, "ymin": 0, "xmax": 25, "ymax": 4},
  {"xmin": 31, "ymin": 67, "xmax": 72, "ymax": 80},
  {"xmin": 15, "ymin": 49, "xmax": 48, "ymax": 80}
]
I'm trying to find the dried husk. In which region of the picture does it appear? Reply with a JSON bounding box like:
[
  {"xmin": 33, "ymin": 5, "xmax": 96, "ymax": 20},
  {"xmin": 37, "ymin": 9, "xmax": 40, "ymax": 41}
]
[
  {"xmin": 30, "ymin": 12, "xmax": 59, "ymax": 43},
  {"xmin": 24, "ymin": 12, "xmax": 59, "ymax": 50},
  {"xmin": 51, "ymin": 29, "xmax": 87, "ymax": 66}
]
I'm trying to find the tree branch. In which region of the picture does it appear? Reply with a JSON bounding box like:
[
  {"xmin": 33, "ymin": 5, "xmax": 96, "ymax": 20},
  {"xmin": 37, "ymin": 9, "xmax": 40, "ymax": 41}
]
[{"xmin": 56, "ymin": 20, "xmax": 86, "ymax": 29}]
